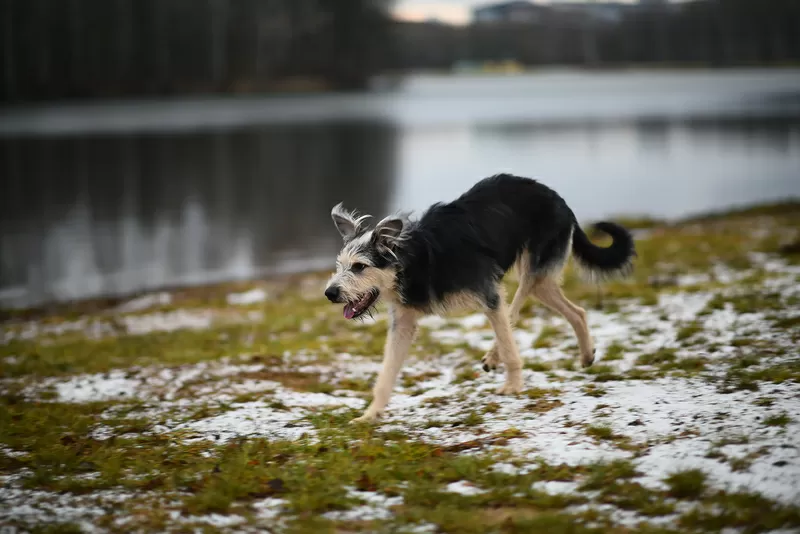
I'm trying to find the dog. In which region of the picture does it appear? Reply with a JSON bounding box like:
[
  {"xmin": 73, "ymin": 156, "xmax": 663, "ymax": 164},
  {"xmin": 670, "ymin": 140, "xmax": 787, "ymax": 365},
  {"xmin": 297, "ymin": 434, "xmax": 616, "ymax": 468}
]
[{"xmin": 324, "ymin": 174, "xmax": 635, "ymax": 424}]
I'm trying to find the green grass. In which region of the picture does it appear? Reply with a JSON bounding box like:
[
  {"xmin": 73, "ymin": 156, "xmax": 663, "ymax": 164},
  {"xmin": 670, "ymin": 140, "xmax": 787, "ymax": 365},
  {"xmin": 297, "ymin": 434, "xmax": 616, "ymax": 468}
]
[
  {"xmin": 579, "ymin": 459, "xmax": 640, "ymax": 491},
  {"xmin": 603, "ymin": 341, "xmax": 626, "ymax": 361},
  {"xmin": 664, "ymin": 469, "xmax": 707, "ymax": 499},
  {"xmin": 3, "ymin": 200, "xmax": 800, "ymax": 532},
  {"xmin": 763, "ymin": 412, "xmax": 792, "ymax": 427},
  {"xmin": 637, "ymin": 348, "xmax": 677, "ymax": 367}
]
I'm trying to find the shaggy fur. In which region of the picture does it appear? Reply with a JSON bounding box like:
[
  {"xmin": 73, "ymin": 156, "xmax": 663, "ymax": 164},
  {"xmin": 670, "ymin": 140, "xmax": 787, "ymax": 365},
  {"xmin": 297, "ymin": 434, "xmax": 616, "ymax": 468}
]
[{"xmin": 325, "ymin": 174, "xmax": 636, "ymax": 423}]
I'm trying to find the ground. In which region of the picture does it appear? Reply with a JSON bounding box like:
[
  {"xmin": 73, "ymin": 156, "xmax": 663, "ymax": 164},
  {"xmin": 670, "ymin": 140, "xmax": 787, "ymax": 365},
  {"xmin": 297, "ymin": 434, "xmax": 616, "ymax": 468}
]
[{"xmin": 1, "ymin": 203, "xmax": 799, "ymax": 534}]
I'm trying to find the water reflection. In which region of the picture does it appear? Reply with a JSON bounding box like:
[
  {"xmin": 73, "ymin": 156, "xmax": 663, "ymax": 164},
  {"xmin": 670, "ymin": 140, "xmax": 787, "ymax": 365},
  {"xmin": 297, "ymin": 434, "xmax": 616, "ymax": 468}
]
[
  {"xmin": 394, "ymin": 116, "xmax": 800, "ymax": 222},
  {"xmin": 2, "ymin": 70, "xmax": 800, "ymax": 309},
  {"xmin": 0, "ymin": 122, "xmax": 397, "ymax": 308}
]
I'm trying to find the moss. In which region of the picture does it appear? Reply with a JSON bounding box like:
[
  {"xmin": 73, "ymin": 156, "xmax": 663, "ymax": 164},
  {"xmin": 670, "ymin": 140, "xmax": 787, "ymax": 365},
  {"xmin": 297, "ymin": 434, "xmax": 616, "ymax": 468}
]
[
  {"xmin": 533, "ymin": 325, "xmax": 563, "ymax": 349},
  {"xmin": 596, "ymin": 481, "xmax": 676, "ymax": 517},
  {"xmin": 584, "ymin": 425, "xmax": 638, "ymax": 451},
  {"xmin": 582, "ymin": 384, "xmax": 607, "ymax": 397},
  {"xmin": 637, "ymin": 348, "xmax": 677, "ymax": 367},
  {"xmin": 401, "ymin": 371, "xmax": 442, "ymax": 389},
  {"xmin": 29, "ymin": 524, "xmax": 86, "ymax": 534},
  {"xmin": 483, "ymin": 402, "xmax": 501, "ymax": 414},
  {"xmin": 452, "ymin": 367, "xmax": 480, "ymax": 384},
  {"xmin": 603, "ymin": 341, "xmax": 626, "ymax": 362},
  {"xmin": 773, "ymin": 315, "xmax": 800, "ymax": 330},
  {"xmin": 763, "ymin": 412, "xmax": 792, "ymax": 427},
  {"xmin": 753, "ymin": 397, "xmax": 775, "ymax": 407},
  {"xmin": 585, "ymin": 424, "xmax": 616, "ymax": 440},
  {"xmin": 678, "ymin": 490, "xmax": 800, "ymax": 532},
  {"xmin": 525, "ymin": 398, "xmax": 564, "ymax": 413},
  {"xmin": 728, "ymin": 456, "xmax": 753, "ymax": 473},
  {"xmin": 664, "ymin": 469, "xmax": 707, "ymax": 499},
  {"xmin": 524, "ymin": 360, "xmax": 553, "ymax": 372},
  {"xmin": 661, "ymin": 356, "xmax": 709, "ymax": 376},
  {"xmin": 423, "ymin": 396, "xmax": 450, "ymax": 407},
  {"xmin": 524, "ymin": 387, "xmax": 561, "ymax": 400},
  {"xmin": 592, "ymin": 371, "xmax": 626, "ymax": 383},
  {"xmin": 718, "ymin": 358, "xmax": 800, "ymax": 393},
  {"xmin": 579, "ymin": 459, "xmax": 639, "ymax": 491},
  {"xmin": 582, "ymin": 364, "xmax": 617, "ymax": 376},
  {"xmin": 676, "ymin": 321, "xmax": 704, "ymax": 343},
  {"xmin": 461, "ymin": 411, "xmax": 485, "ymax": 427}
]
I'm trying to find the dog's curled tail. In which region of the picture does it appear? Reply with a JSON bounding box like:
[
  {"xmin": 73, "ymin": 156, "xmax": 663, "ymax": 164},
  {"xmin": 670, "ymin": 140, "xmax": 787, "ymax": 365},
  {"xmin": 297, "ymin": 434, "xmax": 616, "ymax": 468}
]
[{"xmin": 571, "ymin": 220, "xmax": 636, "ymax": 282}]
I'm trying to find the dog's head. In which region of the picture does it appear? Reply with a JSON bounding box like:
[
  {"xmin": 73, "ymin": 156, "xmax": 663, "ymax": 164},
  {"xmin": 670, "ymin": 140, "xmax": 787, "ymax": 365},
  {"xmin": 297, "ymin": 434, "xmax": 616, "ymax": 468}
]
[{"xmin": 324, "ymin": 203, "xmax": 406, "ymax": 320}]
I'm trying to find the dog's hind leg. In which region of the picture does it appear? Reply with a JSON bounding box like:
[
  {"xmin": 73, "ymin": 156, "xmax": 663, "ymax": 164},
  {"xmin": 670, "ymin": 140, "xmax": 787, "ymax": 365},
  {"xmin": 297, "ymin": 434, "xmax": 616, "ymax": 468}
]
[
  {"xmin": 485, "ymin": 285, "xmax": 524, "ymax": 394},
  {"xmin": 531, "ymin": 275, "xmax": 595, "ymax": 368},
  {"xmin": 351, "ymin": 305, "xmax": 418, "ymax": 424}
]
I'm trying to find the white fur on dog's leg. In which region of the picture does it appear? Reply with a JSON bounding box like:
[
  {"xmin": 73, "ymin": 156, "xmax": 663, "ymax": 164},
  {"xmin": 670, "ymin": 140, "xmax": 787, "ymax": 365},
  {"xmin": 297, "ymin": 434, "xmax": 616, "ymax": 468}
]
[
  {"xmin": 497, "ymin": 383, "xmax": 523, "ymax": 395},
  {"xmin": 350, "ymin": 408, "xmax": 383, "ymax": 425},
  {"xmin": 485, "ymin": 285, "xmax": 525, "ymax": 396},
  {"xmin": 349, "ymin": 306, "xmax": 418, "ymax": 425},
  {"xmin": 496, "ymin": 370, "xmax": 523, "ymax": 395}
]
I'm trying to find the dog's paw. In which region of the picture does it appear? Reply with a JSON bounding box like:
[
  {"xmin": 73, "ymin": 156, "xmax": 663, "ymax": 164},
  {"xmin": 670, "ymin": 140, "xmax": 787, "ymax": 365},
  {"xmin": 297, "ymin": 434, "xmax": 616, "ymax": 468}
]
[
  {"xmin": 481, "ymin": 348, "xmax": 500, "ymax": 372},
  {"xmin": 349, "ymin": 411, "xmax": 382, "ymax": 425},
  {"xmin": 496, "ymin": 381, "xmax": 523, "ymax": 395},
  {"xmin": 581, "ymin": 348, "xmax": 596, "ymax": 368}
]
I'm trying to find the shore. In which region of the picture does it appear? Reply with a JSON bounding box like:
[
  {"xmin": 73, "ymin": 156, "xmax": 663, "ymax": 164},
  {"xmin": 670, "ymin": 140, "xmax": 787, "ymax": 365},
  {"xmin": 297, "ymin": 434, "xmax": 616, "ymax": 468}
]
[{"xmin": 1, "ymin": 202, "xmax": 799, "ymax": 533}]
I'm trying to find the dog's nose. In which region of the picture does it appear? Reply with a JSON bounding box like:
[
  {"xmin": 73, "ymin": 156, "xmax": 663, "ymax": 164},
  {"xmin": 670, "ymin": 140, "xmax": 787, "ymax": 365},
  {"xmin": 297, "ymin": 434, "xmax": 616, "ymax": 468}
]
[{"xmin": 324, "ymin": 286, "xmax": 341, "ymax": 303}]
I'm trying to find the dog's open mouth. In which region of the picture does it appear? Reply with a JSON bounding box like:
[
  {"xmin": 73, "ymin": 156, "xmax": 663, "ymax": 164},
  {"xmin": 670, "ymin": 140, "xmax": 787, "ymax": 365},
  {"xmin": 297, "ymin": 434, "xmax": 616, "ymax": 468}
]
[{"xmin": 343, "ymin": 289, "xmax": 380, "ymax": 320}]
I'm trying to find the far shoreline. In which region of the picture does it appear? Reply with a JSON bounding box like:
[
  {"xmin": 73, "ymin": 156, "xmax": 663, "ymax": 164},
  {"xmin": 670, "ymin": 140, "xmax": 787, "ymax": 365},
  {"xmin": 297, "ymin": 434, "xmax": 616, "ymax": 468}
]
[{"xmin": 2, "ymin": 199, "xmax": 797, "ymax": 323}]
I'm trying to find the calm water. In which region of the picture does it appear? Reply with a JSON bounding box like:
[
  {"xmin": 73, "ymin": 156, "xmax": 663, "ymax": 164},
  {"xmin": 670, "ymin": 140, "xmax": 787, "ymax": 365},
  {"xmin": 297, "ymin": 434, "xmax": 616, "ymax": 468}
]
[{"xmin": 2, "ymin": 69, "xmax": 800, "ymax": 309}]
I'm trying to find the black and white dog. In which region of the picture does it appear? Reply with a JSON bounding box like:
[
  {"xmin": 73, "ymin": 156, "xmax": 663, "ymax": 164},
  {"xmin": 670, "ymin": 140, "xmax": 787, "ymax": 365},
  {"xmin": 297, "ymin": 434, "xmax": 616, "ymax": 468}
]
[{"xmin": 324, "ymin": 174, "xmax": 635, "ymax": 423}]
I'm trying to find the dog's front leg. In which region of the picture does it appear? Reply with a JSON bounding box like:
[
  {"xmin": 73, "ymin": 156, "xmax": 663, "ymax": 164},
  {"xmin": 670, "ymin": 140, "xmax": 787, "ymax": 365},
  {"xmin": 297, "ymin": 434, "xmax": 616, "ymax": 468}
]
[
  {"xmin": 351, "ymin": 306, "xmax": 418, "ymax": 424},
  {"xmin": 485, "ymin": 290, "xmax": 524, "ymax": 395}
]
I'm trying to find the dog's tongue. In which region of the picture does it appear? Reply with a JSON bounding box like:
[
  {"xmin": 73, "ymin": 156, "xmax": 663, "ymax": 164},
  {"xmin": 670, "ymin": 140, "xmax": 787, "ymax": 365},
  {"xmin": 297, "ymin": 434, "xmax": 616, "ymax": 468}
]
[{"xmin": 343, "ymin": 304, "xmax": 356, "ymax": 319}]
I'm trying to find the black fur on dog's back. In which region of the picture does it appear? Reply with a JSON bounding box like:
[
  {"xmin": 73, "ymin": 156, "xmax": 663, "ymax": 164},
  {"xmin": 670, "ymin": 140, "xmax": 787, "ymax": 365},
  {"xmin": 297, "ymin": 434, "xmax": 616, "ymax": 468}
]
[{"xmin": 392, "ymin": 174, "xmax": 635, "ymax": 310}]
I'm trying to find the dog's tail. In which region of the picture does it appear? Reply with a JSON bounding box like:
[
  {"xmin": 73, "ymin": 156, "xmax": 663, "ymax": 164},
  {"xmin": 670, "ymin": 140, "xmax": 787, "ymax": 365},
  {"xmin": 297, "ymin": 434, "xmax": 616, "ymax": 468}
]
[{"xmin": 571, "ymin": 219, "xmax": 636, "ymax": 282}]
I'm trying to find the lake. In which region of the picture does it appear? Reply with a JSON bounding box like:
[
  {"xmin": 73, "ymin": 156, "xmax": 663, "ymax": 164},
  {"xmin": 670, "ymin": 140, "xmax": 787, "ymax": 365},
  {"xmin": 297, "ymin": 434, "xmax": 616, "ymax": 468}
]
[{"xmin": 2, "ymin": 69, "xmax": 799, "ymax": 309}]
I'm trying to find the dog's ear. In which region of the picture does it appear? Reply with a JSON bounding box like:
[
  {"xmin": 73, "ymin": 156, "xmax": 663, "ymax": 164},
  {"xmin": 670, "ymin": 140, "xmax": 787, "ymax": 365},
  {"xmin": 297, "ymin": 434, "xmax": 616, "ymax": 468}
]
[
  {"xmin": 373, "ymin": 216, "xmax": 405, "ymax": 254},
  {"xmin": 331, "ymin": 202, "xmax": 370, "ymax": 242}
]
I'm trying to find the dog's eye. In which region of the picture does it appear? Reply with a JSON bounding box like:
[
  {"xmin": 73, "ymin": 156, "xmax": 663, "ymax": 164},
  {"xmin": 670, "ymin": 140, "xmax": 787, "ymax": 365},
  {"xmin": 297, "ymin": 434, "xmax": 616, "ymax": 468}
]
[{"xmin": 352, "ymin": 263, "xmax": 366, "ymax": 273}]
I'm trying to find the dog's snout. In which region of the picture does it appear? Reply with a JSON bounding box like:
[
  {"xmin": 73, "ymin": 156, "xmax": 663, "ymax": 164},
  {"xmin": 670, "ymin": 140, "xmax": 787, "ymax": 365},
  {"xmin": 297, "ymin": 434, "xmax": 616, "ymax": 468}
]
[{"xmin": 324, "ymin": 286, "xmax": 341, "ymax": 303}]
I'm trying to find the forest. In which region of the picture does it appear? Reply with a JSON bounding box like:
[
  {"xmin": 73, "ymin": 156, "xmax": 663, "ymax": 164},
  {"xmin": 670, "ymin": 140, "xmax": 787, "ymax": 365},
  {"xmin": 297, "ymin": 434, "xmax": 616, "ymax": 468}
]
[{"xmin": 1, "ymin": 0, "xmax": 798, "ymax": 103}]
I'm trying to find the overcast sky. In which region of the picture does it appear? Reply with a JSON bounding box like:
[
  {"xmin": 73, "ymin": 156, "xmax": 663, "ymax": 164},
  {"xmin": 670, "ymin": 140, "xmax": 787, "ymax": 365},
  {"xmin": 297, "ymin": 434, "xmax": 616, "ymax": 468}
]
[{"xmin": 393, "ymin": 0, "xmax": 639, "ymax": 24}]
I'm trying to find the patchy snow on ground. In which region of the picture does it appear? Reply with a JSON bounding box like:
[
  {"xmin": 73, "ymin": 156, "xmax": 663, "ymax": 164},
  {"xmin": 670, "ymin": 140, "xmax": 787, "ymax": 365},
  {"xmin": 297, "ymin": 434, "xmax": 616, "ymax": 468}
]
[
  {"xmin": 323, "ymin": 488, "xmax": 404, "ymax": 522},
  {"xmin": 2, "ymin": 255, "xmax": 800, "ymax": 532},
  {"xmin": 0, "ymin": 484, "xmax": 131, "ymax": 530},
  {"xmin": 445, "ymin": 480, "xmax": 487, "ymax": 496},
  {"xmin": 1, "ymin": 307, "xmax": 264, "ymax": 343},
  {"xmin": 227, "ymin": 288, "xmax": 269, "ymax": 306},
  {"xmin": 114, "ymin": 292, "xmax": 173, "ymax": 313}
]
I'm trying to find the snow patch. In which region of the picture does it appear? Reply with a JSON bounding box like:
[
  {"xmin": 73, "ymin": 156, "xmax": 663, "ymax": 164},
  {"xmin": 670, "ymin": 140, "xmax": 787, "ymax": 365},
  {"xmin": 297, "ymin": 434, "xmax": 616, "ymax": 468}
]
[
  {"xmin": 445, "ymin": 480, "xmax": 487, "ymax": 496},
  {"xmin": 227, "ymin": 288, "xmax": 268, "ymax": 306}
]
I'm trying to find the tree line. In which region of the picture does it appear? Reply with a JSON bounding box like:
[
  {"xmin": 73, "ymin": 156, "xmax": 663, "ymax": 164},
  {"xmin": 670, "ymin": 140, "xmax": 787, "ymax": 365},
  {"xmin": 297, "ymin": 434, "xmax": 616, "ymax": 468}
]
[
  {"xmin": 0, "ymin": 0, "xmax": 395, "ymax": 104},
  {"xmin": 392, "ymin": 0, "xmax": 800, "ymax": 69},
  {"xmin": 1, "ymin": 0, "xmax": 798, "ymax": 104}
]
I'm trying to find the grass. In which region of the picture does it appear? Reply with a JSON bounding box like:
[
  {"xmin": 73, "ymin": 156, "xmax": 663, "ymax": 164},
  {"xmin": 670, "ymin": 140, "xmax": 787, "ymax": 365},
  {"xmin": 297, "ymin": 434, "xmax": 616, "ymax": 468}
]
[
  {"xmin": 676, "ymin": 321, "xmax": 705, "ymax": 345},
  {"xmin": 2, "ymin": 201, "xmax": 800, "ymax": 532},
  {"xmin": 578, "ymin": 459, "xmax": 640, "ymax": 491},
  {"xmin": 664, "ymin": 469, "xmax": 707, "ymax": 499},
  {"xmin": 533, "ymin": 325, "xmax": 563, "ymax": 349},
  {"xmin": 603, "ymin": 341, "xmax": 626, "ymax": 361},
  {"xmin": 637, "ymin": 348, "xmax": 677, "ymax": 367},
  {"xmin": 763, "ymin": 412, "xmax": 792, "ymax": 427}
]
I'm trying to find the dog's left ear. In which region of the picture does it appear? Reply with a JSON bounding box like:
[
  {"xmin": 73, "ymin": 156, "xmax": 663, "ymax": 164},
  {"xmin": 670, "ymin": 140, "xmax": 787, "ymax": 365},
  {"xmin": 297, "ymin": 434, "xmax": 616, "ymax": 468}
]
[
  {"xmin": 331, "ymin": 202, "xmax": 370, "ymax": 242},
  {"xmin": 373, "ymin": 216, "xmax": 404, "ymax": 253}
]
